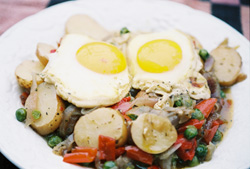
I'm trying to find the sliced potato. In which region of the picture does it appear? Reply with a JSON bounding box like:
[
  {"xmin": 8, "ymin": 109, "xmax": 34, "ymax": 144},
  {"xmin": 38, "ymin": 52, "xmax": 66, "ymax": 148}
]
[
  {"xmin": 25, "ymin": 74, "xmax": 38, "ymax": 126},
  {"xmin": 31, "ymin": 82, "xmax": 64, "ymax": 135},
  {"xmin": 74, "ymin": 108, "xmax": 127, "ymax": 148},
  {"xmin": 210, "ymin": 39, "xmax": 242, "ymax": 86},
  {"xmin": 36, "ymin": 43, "xmax": 55, "ymax": 66},
  {"xmin": 15, "ymin": 60, "xmax": 44, "ymax": 88},
  {"xmin": 65, "ymin": 14, "xmax": 110, "ymax": 40},
  {"xmin": 131, "ymin": 113, "xmax": 177, "ymax": 154}
]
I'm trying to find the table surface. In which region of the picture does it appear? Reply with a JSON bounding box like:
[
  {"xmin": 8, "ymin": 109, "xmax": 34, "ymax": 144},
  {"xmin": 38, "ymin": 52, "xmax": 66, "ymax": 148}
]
[{"xmin": 0, "ymin": 0, "xmax": 249, "ymax": 168}]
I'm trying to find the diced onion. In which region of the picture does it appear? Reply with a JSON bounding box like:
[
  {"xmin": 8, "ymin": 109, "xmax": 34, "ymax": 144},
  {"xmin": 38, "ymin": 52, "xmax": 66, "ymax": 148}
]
[{"xmin": 160, "ymin": 143, "xmax": 182, "ymax": 160}]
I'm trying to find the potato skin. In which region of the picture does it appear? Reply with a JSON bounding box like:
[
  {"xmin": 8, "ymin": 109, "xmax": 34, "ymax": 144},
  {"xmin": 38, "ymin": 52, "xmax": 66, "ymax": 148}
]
[
  {"xmin": 15, "ymin": 60, "xmax": 44, "ymax": 88},
  {"xmin": 16, "ymin": 76, "xmax": 36, "ymax": 89},
  {"xmin": 74, "ymin": 108, "xmax": 127, "ymax": 148},
  {"xmin": 31, "ymin": 83, "xmax": 65, "ymax": 136}
]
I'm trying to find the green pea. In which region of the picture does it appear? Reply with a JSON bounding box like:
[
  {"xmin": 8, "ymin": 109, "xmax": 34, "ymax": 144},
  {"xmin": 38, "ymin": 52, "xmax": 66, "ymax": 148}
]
[
  {"xmin": 189, "ymin": 156, "xmax": 199, "ymax": 167},
  {"xmin": 127, "ymin": 114, "xmax": 138, "ymax": 120},
  {"xmin": 120, "ymin": 27, "xmax": 130, "ymax": 35},
  {"xmin": 220, "ymin": 90, "xmax": 226, "ymax": 98},
  {"xmin": 199, "ymin": 49, "xmax": 209, "ymax": 61},
  {"xmin": 174, "ymin": 99, "xmax": 182, "ymax": 107},
  {"xmin": 212, "ymin": 130, "xmax": 223, "ymax": 142},
  {"xmin": 32, "ymin": 110, "xmax": 41, "ymax": 120},
  {"xmin": 103, "ymin": 161, "xmax": 116, "ymax": 169},
  {"xmin": 174, "ymin": 96, "xmax": 183, "ymax": 107},
  {"xmin": 45, "ymin": 133, "xmax": 55, "ymax": 141},
  {"xmin": 196, "ymin": 144, "xmax": 208, "ymax": 157},
  {"xmin": 48, "ymin": 135, "xmax": 62, "ymax": 148},
  {"xmin": 191, "ymin": 109, "xmax": 204, "ymax": 120},
  {"xmin": 15, "ymin": 108, "xmax": 27, "ymax": 122},
  {"xmin": 184, "ymin": 125, "xmax": 198, "ymax": 140}
]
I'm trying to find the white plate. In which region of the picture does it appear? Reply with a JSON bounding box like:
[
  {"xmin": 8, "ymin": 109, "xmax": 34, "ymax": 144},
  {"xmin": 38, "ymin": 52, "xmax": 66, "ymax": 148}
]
[{"xmin": 0, "ymin": 0, "xmax": 249, "ymax": 169}]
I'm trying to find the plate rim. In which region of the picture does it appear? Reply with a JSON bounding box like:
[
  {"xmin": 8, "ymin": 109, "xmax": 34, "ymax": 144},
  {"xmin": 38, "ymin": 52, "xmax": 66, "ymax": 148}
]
[{"xmin": 0, "ymin": 0, "xmax": 249, "ymax": 169}]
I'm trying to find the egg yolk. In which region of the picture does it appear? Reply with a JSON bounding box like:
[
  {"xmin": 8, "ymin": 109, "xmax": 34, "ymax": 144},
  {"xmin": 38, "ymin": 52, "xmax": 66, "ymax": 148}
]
[
  {"xmin": 76, "ymin": 42, "xmax": 126, "ymax": 74},
  {"xmin": 137, "ymin": 39, "xmax": 182, "ymax": 73}
]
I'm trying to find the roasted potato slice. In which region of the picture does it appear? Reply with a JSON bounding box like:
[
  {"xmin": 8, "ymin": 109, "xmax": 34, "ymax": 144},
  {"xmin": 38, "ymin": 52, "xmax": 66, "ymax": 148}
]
[
  {"xmin": 65, "ymin": 14, "xmax": 110, "ymax": 40},
  {"xmin": 30, "ymin": 82, "xmax": 64, "ymax": 135},
  {"xmin": 131, "ymin": 113, "xmax": 177, "ymax": 154},
  {"xmin": 74, "ymin": 108, "xmax": 127, "ymax": 148},
  {"xmin": 210, "ymin": 39, "xmax": 244, "ymax": 86},
  {"xmin": 36, "ymin": 43, "xmax": 55, "ymax": 66},
  {"xmin": 15, "ymin": 60, "xmax": 44, "ymax": 88}
]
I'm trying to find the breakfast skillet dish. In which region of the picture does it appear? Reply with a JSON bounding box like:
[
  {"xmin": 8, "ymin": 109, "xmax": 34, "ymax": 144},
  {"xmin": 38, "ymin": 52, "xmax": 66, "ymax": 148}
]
[{"xmin": 14, "ymin": 15, "xmax": 247, "ymax": 169}]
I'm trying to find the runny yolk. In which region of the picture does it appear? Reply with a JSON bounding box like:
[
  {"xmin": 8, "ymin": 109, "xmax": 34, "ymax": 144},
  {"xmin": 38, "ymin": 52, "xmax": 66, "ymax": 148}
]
[
  {"xmin": 76, "ymin": 42, "xmax": 126, "ymax": 74},
  {"xmin": 137, "ymin": 39, "xmax": 182, "ymax": 73}
]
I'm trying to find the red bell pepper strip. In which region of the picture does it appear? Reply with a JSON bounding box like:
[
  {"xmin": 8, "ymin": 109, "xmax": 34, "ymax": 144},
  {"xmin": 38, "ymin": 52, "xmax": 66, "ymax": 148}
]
[
  {"xmin": 99, "ymin": 146, "xmax": 125, "ymax": 159},
  {"xmin": 115, "ymin": 147, "xmax": 126, "ymax": 157},
  {"xmin": 50, "ymin": 49, "xmax": 56, "ymax": 53},
  {"xmin": 204, "ymin": 125, "xmax": 219, "ymax": 144},
  {"xmin": 178, "ymin": 119, "xmax": 205, "ymax": 133},
  {"xmin": 227, "ymin": 99, "xmax": 232, "ymax": 105},
  {"xmin": 125, "ymin": 146, "xmax": 153, "ymax": 165},
  {"xmin": 174, "ymin": 134, "xmax": 197, "ymax": 161},
  {"xmin": 211, "ymin": 119, "xmax": 224, "ymax": 128},
  {"xmin": 190, "ymin": 77, "xmax": 204, "ymax": 88},
  {"xmin": 148, "ymin": 166, "xmax": 161, "ymax": 169},
  {"xmin": 63, "ymin": 152, "xmax": 95, "ymax": 163},
  {"xmin": 194, "ymin": 98, "xmax": 217, "ymax": 118},
  {"xmin": 20, "ymin": 91, "xmax": 29, "ymax": 106},
  {"xmin": 71, "ymin": 147, "xmax": 97, "ymax": 157},
  {"xmin": 98, "ymin": 135, "xmax": 116, "ymax": 161},
  {"xmin": 111, "ymin": 97, "xmax": 132, "ymax": 113}
]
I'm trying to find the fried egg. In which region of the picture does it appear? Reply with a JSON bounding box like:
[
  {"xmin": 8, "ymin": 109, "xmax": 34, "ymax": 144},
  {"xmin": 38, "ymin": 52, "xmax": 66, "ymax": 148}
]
[
  {"xmin": 41, "ymin": 34, "xmax": 131, "ymax": 108},
  {"xmin": 127, "ymin": 29, "xmax": 210, "ymax": 108}
]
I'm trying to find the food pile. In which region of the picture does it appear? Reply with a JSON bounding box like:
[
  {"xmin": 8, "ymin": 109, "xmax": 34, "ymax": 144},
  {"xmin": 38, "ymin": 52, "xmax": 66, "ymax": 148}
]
[{"xmin": 15, "ymin": 15, "xmax": 247, "ymax": 169}]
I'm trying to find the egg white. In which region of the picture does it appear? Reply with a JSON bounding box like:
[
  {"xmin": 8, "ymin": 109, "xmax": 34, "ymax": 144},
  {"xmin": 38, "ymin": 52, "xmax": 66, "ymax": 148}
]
[
  {"xmin": 127, "ymin": 29, "xmax": 210, "ymax": 108},
  {"xmin": 41, "ymin": 34, "xmax": 131, "ymax": 108}
]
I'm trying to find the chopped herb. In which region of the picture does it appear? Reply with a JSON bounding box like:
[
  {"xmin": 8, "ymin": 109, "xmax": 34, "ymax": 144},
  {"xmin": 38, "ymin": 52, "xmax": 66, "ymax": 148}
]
[
  {"xmin": 120, "ymin": 27, "xmax": 130, "ymax": 35},
  {"xmin": 184, "ymin": 99, "xmax": 193, "ymax": 107},
  {"xmin": 127, "ymin": 114, "xmax": 138, "ymax": 120},
  {"xmin": 220, "ymin": 90, "xmax": 226, "ymax": 98},
  {"xmin": 174, "ymin": 95, "xmax": 183, "ymax": 107}
]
